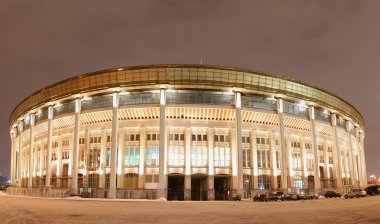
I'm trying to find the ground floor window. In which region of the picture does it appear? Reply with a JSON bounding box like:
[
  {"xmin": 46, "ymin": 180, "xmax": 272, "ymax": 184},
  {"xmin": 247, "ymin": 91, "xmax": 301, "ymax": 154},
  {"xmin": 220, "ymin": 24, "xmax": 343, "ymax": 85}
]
[
  {"xmin": 258, "ymin": 175, "xmax": 272, "ymax": 190},
  {"xmin": 146, "ymin": 146, "xmax": 159, "ymax": 166},
  {"xmin": 124, "ymin": 146, "xmax": 140, "ymax": 166},
  {"xmin": 145, "ymin": 174, "xmax": 159, "ymax": 183},
  {"xmin": 89, "ymin": 173, "xmax": 99, "ymax": 188},
  {"xmin": 293, "ymin": 175, "xmax": 303, "ymax": 188},
  {"xmin": 124, "ymin": 173, "xmax": 138, "ymax": 189},
  {"xmin": 277, "ymin": 175, "xmax": 281, "ymax": 189}
]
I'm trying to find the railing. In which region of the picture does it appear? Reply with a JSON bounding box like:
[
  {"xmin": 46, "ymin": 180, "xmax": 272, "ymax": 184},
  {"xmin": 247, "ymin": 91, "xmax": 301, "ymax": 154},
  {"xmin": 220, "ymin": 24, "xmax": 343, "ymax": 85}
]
[
  {"xmin": 241, "ymin": 95, "xmax": 276, "ymax": 111},
  {"xmin": 6, "ymin": 186, "xmax": 71, "ymax": 198}
]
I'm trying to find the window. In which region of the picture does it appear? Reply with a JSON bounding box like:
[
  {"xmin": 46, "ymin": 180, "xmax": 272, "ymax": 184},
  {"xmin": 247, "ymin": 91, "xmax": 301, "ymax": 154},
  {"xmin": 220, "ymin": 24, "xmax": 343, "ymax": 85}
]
[
  {"xmin": 106, "ymin": 148, "xmax": 110, "ymax": 167},
  {"xmin": 88, "ymin": 173, "xmax": 99, "ymax": 188},
  {"xmin": 125, "ymin": 133, "xmax": 140, "ymax": 142},
  {"xmin": 292, "ymin": 152, "xmax": 301, "ymax": 170},
  {"xmin": 146, "ymin": 146, "xmax": 159, "ymax": 166},
  {"xmin": 242, "ymin": 148, "xmax": 251, "ymax": 168},
  {"xmin": 105, "ymin": 173, "xmax": 110, "ymax": 188},
  {"xmin": 124, "ymin": 173, "xmax": 138, "ymax": 189},
  {"xmin": 258, "ymin": 175, "xmax": 272, "ymax": 190},
  {"xmin": 52, "ymin": 142, "xmax": 58, "ymax": 148},
  {"xmin": 62, "ymin": 150, "xmax": 69, "ymax": 160},
  {"xmin": 62, "ymin": 139, "xmax": 69, "ymax": 147},
  {"xmin": 90, "ymin": 137, "xmax": 101, "ymax": 144},
  {"xmin": 191, "ymin": 131, "xmax": 208, "ymax": 167},
  {"xmin": 107, "ymin": 135, "xmax": 111, "ymax": 142},
  {"xmin": 306, "ymin": 153, "xmax": 314, "ymax": 171},
  {"xmin": 214, "ymin": 147, "xmax": 230, "ymax": 167},
  {"xmin": 291, "ymin": 141, "xmax": 300, "ymax": 148},
  {"xmin": 79, "ymin": 138, "xmax": 86, "ymax": 145},
  {"xmin": 275, "ymin": 151, "xmax": 280, "ymax": 169},
  {"xmin": 328, "ymin": 156, "xmax": 333, "ymax": 164},
  {"xmin": 257, "ymin": 149, "xmax": 271, "ymax": 168},
  {"xmin": 256, "ymin": 137, "xmax": 269, "ymax": 145},
  {"xmin": 277, "ymin": 175, "xmax": 282, "ymax": 189},
  {"xmin": 293, "ymin": 175, "xmax": 304, "ymax": 188},
  {"xmin": 88, "ymin": 147, "xmax": 100, "ymax": 167},
  {"xmin": 168, "ymin": 146, "xmax": 184, "ymax": 166},
  {"xmin": 305, "ymin": 143, "xmax": 312, "ymax": 150},
  {"xmin": 318, "ymin": 145, "xmax": 324, "ymax": 163},
  {"xmin": 242, "ymin": 136, "xmax": 250, "ymax": 143},
  {"xmin": 124, "ymin": 147, "xmax": 140, "ymax": 166},
  {"xmin": 215, "ymin": 134, "xmax": 229, "ymax": 143}
]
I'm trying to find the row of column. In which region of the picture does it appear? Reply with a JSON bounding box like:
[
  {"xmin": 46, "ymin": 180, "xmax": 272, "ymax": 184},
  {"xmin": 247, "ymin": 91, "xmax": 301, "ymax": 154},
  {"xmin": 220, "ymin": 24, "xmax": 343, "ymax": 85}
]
[{"xmin": 10, "ymin": 90, "xmax": 367, "ymax": 197}]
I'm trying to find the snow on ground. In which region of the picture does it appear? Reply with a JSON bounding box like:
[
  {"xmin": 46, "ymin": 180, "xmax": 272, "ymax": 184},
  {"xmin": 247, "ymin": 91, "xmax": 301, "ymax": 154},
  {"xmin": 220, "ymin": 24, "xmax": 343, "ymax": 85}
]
[
  {"xmin": 0, "ymin": 195, "xmax": 379, "ymax": 224},
  {"xmin": 0, "ymin": 191, "xmax": 8, "ymax": 196}
]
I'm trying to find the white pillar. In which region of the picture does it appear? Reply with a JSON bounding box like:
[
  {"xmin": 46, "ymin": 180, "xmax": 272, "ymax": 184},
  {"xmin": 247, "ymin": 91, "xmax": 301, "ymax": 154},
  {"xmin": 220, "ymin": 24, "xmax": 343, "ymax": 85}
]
[
  {"xmin": 138, "ymin": 128, "xmax": 146, "ymax": 189},
  {"xmin": 17, "ymin": 121, "xmax": 24, "ymax": 187},
  {"xmin": 309, "ymin": 106, "xmax": 320, "ymax": 192},
  {"xmin": 46, "ymin": 106, "xmax": 53, "ymax": 188},
  {"xmin": 346, "ymin": 121, "xmax": 356, "ymax": 187},
  {"xmin": 359, "ymin": 132, "xmax": 367, "ymax": 187},
  {"xmin": 251, "ymin": 130, "xmax": 258, "ymax": 190},
  {"xmin": 277, "ymin": 98, "xmax": 288, "ymax": 191},
  {"xmin": 28, "ymin": 113, "xmax": 35, "ymax": 188},
  {"xmin": 10, "ymin": 130, "xmax": 16, "ymax": 185},
  {"xmin": 71, "ymin": 99, "xmax": 81, "ymax": 193},
  {"xmin": 157, "ymin": 89, "xmax": 166, "ymax": 199},
  {"xmin": 109, "ymin": 92, "xmax": 119, "ymax": 199},
  {"xmin": 235, "ymin": 91, "xmax": 244, "ymax": 196},
  {"xmin": 208, "ymin": 128, "xmax": 215, "ymax": 200},
  {"xmin": 331, "ymin": 114, "xmax": 343, "ymax": 189},
  {"xmin": 270, "ymin": 132, "xmax": 278, "ymax": 189}
]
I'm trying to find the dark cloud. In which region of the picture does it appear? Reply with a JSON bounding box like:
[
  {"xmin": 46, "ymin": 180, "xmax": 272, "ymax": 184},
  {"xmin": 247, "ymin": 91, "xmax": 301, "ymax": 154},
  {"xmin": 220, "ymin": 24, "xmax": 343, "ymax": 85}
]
[{"xmin": 0, "ymin": 0, "xmax": 379, "ymax": 177}]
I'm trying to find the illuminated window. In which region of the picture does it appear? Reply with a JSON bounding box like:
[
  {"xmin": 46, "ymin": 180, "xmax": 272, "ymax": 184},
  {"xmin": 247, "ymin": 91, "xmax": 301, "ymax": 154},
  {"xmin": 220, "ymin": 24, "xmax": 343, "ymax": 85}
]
[
  {"xmin": 293, "ymin": 175, "xmax": 304, "ymax": 188},
  {"xmin": 292, "ymin": 152, "xmax": 302, "ymax": 170},
  {"xmin": 146, "ymin": 147, "xmax": 158, "ymax": 166},
  {"xmin": 191, "ymin": 131, "xmax": 208, "ymax": 167},
  {"xmin": 258, "ymin": 175, "xmax": 272, "ymax": 190},
  {"xmin": 168, "ymin": 132, "xmax": 185, "ymax": 166},
  {"xmin": 88, "ymin": 147, "xmax": 100, "ymax": 167},
  {"xmin": 242, "ymin": 135, "xmax": 251, "ymax": 168},
  {"xmin": 306, "ymin": 153, "xmax": 314, "ymax": 171},
  {"xmin": 124, "ymin": 147, "xmax": 140, "ymax": 166}
]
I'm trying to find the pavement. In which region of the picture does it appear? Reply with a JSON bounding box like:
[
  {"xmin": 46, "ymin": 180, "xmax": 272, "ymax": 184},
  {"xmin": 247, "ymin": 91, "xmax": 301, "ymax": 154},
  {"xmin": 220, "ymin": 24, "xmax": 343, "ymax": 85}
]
[{"xmin": 0, "ymin": 193, "xmax": 379, "ymax": 224}]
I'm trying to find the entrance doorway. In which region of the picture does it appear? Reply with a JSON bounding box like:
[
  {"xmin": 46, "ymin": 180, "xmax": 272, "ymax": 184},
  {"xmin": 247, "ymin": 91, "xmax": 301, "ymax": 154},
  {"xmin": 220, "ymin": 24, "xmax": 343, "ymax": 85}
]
[
  {"xmin": 214, "ymin": 176, "xmax": 230, "ymax": 200},
  {"xmin": 167, "ymin": 175, "xmax": 184, "ymax": 201},
  {"xmin": 191, "ymin": 176, "xmax": 208, "ymax": 201}
]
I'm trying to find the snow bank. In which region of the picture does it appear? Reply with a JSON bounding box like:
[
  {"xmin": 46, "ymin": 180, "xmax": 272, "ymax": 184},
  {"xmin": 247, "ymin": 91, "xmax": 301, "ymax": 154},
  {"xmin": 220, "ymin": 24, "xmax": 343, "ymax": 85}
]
[{"xmin": 0, "ymin": 191, "xmax": 8, "ymax": 196}]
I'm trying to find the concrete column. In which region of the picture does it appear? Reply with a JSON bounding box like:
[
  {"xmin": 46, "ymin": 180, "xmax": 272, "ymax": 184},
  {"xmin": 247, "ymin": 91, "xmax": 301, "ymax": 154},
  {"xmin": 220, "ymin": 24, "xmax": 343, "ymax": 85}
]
[
  {"xmin": 346, "ymin": 121, "xmax": 356, "ymax": 187},
  {"xmin": 355, "ymin": 127, "xmax": 363, "ymax": 187},
  {"xmin": 208, "ymin": 128, "xmax": 215, "ymax": 200},
  {"xmin": 359, "ymin": 132, "xmax": 367, "ymax": 187},
  {"xmin": 109, "ymin": 92, "xmax": 119, "ymax": 199},
  {"xmin": 300, "ymin": 136, "xmax": 307, "ymax": 189},
  {"xmin": 28, "ymin": 113, "xmax": 35, "ymax": 188},
  {"xmin": 117, "ymin": 130, "xmax": 124, "ymax": 189},
  {"xmin": 46, "ymin": 106, "xmax": 53, "ymax": 187},
  {"xmin": 10, "ymin": 130, "xmax": 16, "ymax": 185},
  {"xmin": 138, "ymin": 128, "xmax": 146, "ymax": 189},
  {"xmin": 71, "ymin": 99, "xmax": 81, "ymax": 193},
  {"xmin": 157, "ymin": 88, "xmax": 166, "ymax": 199},
  {"xmin": 17, "ymin": 122, "xmax": 23, "ymax": 186},
  {"xmin": 270, "ymin": 132, "xmax": 278, "ymax": 190},
  {"xmin": 234, "ymin": 91, "xmax": 244, "ymax": 196},
  {"xmin": 56, "ymin": 137, "xmax": 62, "ymax": 188},
  {"xmin": 331, "ymin": 114, "xmax": 343, "ymax": 189},
  {"xmin": 276, "ymin": 98, "xmax": 288, "ymax": 191},
  {"xmin": 184, "ymin": 128, "xmax": 191, "ymax": 200},
  {"xmin": 251, "ymin": 130, "xmax": 258, "ymax": 190},
  {"xmin": 309, "ymin": 106, "xmax": 320, "ymax": 192},
  {"xmin": 323, "ymin": 141, "xmax": 329, "ymax": 188},
  {"xmin": 99, "ymin": 128, "xmax": 106, "ymax": 189}
]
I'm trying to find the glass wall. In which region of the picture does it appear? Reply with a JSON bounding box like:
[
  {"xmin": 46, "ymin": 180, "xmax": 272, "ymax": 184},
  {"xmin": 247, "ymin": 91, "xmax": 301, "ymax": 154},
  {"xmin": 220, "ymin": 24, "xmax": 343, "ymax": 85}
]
[
  {"xmin": 166, "ymin": 91, "xmax": 234, "ymax": 105},
  {"xmin": 241, "ymin": 95, "xmax": 276, "ymax": 111}
]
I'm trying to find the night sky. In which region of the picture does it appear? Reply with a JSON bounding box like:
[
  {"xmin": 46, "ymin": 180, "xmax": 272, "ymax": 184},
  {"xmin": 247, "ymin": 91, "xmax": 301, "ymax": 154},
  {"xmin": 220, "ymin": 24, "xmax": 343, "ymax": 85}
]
[{"xmin": 0, "ymin": 0, "xmax": 379, "ymax": 178}]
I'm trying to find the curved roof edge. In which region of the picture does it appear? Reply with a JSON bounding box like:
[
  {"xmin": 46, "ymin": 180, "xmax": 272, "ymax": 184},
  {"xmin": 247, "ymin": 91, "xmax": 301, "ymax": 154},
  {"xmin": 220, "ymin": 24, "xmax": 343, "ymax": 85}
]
[{"xmin": 9, "ymin": 64, "xmax": 365, "ymax": 128}]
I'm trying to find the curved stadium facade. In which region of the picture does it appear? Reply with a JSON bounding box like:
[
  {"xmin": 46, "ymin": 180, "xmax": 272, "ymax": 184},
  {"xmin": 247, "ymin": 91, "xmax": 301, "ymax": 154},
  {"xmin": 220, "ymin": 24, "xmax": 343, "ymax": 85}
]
[{"xmin": 8, "ymin": 64, "xmax": 367, "ymax": 200}]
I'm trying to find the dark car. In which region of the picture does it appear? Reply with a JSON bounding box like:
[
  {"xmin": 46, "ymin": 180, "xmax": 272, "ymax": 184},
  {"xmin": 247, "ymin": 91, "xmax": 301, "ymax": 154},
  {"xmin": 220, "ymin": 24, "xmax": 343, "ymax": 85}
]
[
  {"xmin": 304, "ymin": 193, "xmax": 319, "ymax": 200},
  {"xmin": 230, "ymin": 194, "xmax": 241, "ymax": 201},
  {"xmin": 253, "ymin": 193, "xmax": 271, "ymax": 202},
  {"xmin": 364, "ymin": 185, "xmax": 380, "ymax": 196},
  {"xmin": 324, "ymin": 191, "xmax": 342, "ymax": 198},
  {"xmin": 270, "ymin": 191, "xmax": 285, "ymax": 201}
]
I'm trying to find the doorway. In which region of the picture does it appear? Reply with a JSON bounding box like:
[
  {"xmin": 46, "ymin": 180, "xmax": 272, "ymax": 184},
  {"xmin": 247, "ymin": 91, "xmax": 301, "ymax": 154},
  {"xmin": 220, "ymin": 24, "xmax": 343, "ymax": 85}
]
[
  {"xmin": 191, "ymin": 176, "xmax": 208, "ymax": 201},
  {"xmin": 167, "ymin": 175, "xmax": 184, "ymax": 201},
  {"xmin": 214, "ymin": 176, "xmax": 230, "ymax": 200}
]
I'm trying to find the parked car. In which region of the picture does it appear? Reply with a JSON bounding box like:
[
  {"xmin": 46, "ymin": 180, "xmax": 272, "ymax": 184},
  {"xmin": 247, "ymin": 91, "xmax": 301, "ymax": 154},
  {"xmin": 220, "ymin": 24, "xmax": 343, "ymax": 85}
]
[
  {"xmin": 253, "ymin": 193, "xmax": 271, "ymax": 202},
  {"xmin": 230, "ymin": 194, "xmax": 241, "ymax": 201},
  {"xmin": 364, "ymin": 185, "xmax": 380, "ymax": 196},
  {"xmin": 344, "ymin": 189, "xmax": 367, "ymax": 199},
  {"xmin": 270, "ymin": 191, "xmax": 285, "ymax": 201},
  {"xmin": 304, "ymin": 193, "xmax": 319, "ymax": 200},
  {"xmin": 324, "ymin": 191, "xmax": 342, "ymax": 198}
]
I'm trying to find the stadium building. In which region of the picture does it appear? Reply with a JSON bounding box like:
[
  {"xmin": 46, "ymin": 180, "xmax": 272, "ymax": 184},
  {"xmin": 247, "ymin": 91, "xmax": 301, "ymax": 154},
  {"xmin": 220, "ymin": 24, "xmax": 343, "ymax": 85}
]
[{"xmin": 8, "ymin": 65, "xmax": 367, "ymax": 200}]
